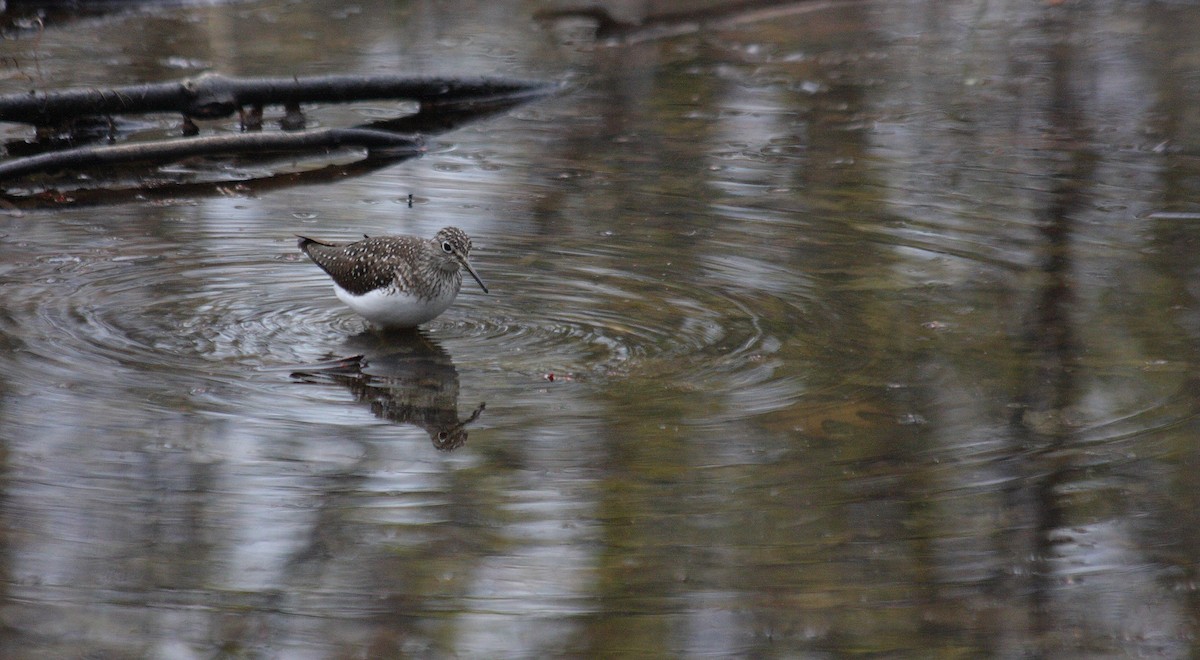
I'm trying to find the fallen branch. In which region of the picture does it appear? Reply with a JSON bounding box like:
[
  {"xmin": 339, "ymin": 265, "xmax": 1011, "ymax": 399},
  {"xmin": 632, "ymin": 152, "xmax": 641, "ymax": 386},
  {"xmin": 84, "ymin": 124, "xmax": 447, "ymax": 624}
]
[
  {"xmin": 0, "ymin": 72, "xmax": 559, "ymax": 203},
  {"xmin": 1, "ymin": 152, "xmax": 412, "ymax": 210},
  {"xmin": 0, "ymin": 73, "xmax": 559, "ymax": 126},
  {"xmin": 0, "ymin": 127, "xmax": 422, "ymax": 181}
]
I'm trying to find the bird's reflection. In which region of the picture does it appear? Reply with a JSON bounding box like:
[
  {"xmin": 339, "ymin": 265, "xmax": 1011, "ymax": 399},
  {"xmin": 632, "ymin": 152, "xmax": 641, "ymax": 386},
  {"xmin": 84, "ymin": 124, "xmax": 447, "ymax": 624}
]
[{"xmin": 291, "ymin": 330, "xmax": 485, "ymax": 450}]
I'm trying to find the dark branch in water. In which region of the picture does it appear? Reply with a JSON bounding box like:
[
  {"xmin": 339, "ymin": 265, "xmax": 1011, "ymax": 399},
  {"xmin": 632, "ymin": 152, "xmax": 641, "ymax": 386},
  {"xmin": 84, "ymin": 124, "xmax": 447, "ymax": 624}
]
[
  {"xmin": 0, "ymin": 128, "xmax": 423, "ymax": 181},
  {"xmin": 0, "ymin": 73, "xmax": 558, "ymax": 127},
  {"xmin": 6, "ymin": 152, "xmax": 412, "ymax": 209},
  {"xmin": 0, "ymin": 73, "xmax": 560, "ymax": 204}
]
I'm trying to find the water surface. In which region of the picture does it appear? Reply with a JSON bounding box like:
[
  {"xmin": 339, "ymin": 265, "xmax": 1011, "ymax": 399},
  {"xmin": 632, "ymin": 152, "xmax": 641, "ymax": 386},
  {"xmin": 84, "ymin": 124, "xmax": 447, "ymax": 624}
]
[{"xmin": 2, "ymin": 0, "xmax": 1200, "ymax": 657}]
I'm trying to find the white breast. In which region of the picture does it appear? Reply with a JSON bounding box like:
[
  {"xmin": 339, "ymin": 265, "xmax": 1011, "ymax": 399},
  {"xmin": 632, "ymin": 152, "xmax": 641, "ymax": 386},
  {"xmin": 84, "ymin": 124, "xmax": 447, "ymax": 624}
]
[{"xmin": 333, "ymin": 283, "xmax": 457, "ymax": 328}]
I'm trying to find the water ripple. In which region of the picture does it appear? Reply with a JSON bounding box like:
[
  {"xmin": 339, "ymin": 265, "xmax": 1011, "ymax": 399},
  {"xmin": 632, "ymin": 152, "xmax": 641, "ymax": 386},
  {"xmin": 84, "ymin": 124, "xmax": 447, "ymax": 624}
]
[
  {"xmin": 2, "ymin": 233, "xmax": 825, "ymax": 423},
  {"xmin": 438, "ymin": 258, "xmax": 792, "ymax": 383}
]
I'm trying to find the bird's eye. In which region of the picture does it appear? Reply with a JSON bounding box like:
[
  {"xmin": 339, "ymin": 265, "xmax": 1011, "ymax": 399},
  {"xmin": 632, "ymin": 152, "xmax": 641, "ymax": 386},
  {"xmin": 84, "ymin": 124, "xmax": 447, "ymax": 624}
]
[{"xmin": 441, "ymin": 241, "xmax": 453, "ymax": 253}]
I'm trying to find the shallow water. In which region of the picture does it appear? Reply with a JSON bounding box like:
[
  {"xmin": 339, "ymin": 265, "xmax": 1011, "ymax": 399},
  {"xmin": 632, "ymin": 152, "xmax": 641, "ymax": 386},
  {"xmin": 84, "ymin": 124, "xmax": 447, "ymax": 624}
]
[{"xmin": 3, "ymin": 0, "xmax": 1200, "ymax": 657}]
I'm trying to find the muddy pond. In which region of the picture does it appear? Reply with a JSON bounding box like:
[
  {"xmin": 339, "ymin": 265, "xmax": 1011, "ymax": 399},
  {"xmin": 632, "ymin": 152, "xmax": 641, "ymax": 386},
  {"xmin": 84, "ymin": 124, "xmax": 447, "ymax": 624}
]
[{"xmin": 1, "ymin": 0, "xmax": 1200, "ymax": 657}]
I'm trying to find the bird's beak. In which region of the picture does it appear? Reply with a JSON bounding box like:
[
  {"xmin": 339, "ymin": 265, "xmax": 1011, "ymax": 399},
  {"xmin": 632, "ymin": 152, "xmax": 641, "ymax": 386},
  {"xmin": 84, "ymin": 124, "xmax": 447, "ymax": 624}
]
[{"xmin": 462, "ymin": 259, "xmax": 488, "ymax": 294}]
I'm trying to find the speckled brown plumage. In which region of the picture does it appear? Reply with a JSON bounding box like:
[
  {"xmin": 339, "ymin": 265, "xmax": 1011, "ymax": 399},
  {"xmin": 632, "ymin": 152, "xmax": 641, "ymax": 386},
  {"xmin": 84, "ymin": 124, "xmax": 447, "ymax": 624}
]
[
  {"xmin": 297, "ymin": 226, "xmax": 487, "ymax": 328},
  {"xmin": 298, "ymin": 227, "xmax": 483, "ymax": 298}
]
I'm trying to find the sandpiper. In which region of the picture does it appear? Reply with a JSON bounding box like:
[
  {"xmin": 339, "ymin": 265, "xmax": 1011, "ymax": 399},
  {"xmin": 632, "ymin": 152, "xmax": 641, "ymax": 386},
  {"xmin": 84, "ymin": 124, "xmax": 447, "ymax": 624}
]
[{"xmin": 298, "ymin": 226, "xmax": 488, "ymax": 328}]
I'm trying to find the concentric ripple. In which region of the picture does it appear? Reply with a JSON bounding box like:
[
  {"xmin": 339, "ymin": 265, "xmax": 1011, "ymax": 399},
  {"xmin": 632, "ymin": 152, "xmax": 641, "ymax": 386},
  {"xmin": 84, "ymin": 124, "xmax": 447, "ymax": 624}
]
[
  {"xmin": 443, "ymin": 262, "xmax": 781, "ymax": 377},
  {"xmin": 425, "ymin": 237, "xmax": 851, "ymax": 419},
  {"xmin": 0, "ymin": 231, "xmax": 850, "ymax": 425},
  {"xmin": 3, "ymin": 243, "xmax": 359, "ymax": 411}
]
